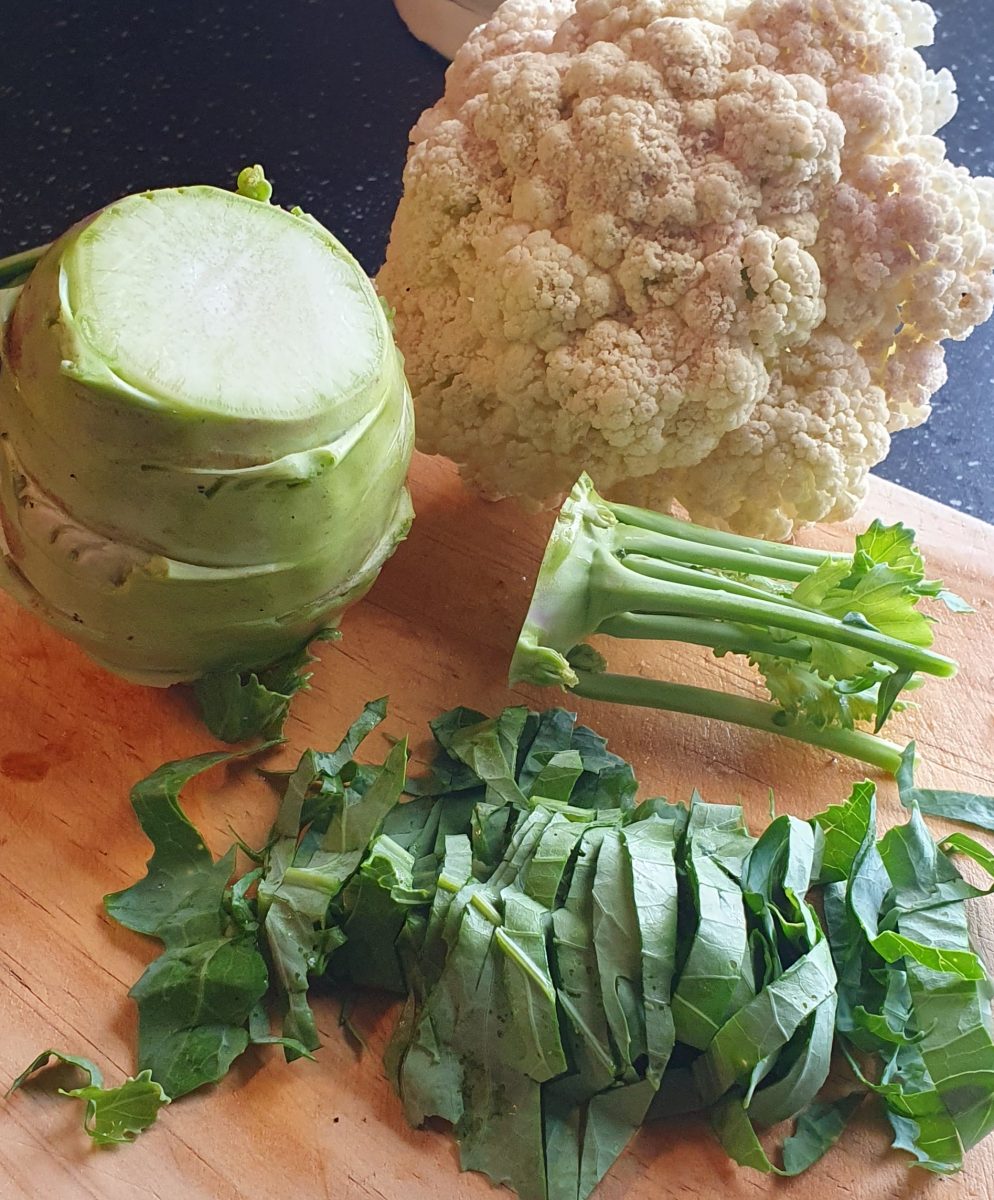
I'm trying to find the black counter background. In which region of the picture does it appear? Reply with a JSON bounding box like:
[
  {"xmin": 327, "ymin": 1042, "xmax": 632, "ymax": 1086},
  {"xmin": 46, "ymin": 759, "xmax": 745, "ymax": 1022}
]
[{"xmin": 1, "ymin": 0, "xmax": 991, "ymax": 518}]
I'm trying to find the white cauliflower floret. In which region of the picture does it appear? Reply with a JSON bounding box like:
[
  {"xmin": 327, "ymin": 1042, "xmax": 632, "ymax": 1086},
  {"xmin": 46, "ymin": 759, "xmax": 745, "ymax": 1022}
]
[
  {"xmin": 613, "ymin": 333, "xmax": 892, "ymax": 538},
  {"xmin": 380, "ymin": 0, "xmax": 994, "ymax": 537}
]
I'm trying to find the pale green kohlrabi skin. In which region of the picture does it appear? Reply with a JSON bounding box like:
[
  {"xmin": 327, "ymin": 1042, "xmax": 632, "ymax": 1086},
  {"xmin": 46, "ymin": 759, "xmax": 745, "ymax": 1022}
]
[{"xmin": 0, "ymin": 185, "xmax": 414, "ymax": 684}]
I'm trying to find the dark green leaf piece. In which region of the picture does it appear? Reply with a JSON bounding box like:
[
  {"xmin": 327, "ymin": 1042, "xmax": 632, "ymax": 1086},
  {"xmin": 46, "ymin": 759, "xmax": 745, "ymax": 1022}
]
[
  {"xmin": 714, "ymin": 1092, "xmax": 862, "ymax": 1176},
  {"xmin": 105, "ymin": 751, "xmax": 243, "ymax": 946},
  {"xmin": 104, "ymin": 748, "xmax": 273, "ymax": 1098},
  {"xmin": 897, "ymin": 742, "xmax": 994, "ymax": 833},
  {"xmin": 194, "ymin": 630, "xmax": 338, "ymax": 743},
  {"xmin": 260, "ymin": 736, "xmax": 407, "ymax": 1055}
]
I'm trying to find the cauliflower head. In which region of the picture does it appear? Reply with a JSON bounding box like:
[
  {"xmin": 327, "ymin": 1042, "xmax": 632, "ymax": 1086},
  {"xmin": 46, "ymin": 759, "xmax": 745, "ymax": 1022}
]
[{"xmin": 379, "ymin": 0, "xmax": 994, "ymax": 537}]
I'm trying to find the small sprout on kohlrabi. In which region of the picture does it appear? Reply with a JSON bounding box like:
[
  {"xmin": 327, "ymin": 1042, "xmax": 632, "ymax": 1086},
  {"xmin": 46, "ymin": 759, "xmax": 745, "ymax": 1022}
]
[
  {"xmin": 510, "ymin": 474, "xmax": 966, "ymax": 775},
  {"xmin": 235, "ymin": 163, "xmax": 274, "ymax": 202}
]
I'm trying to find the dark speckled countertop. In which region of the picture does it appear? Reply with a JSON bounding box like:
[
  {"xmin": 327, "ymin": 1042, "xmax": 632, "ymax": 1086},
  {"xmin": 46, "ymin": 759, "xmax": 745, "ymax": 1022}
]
[{"xmin": 0, "ymin": 0, "xmax": 991, "ymax": 521}]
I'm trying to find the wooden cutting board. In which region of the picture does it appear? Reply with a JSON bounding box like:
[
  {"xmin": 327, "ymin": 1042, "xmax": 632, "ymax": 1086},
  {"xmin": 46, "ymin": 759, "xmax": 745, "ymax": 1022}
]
[{"xmin": 2, "ymin": 453, "xmax": 993, "ymax": 1200}]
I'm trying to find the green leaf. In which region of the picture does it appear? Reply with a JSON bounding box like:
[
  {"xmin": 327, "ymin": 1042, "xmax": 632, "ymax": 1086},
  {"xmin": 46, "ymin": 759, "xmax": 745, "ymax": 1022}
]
[
  {"xmin": 845, "ymin": 1048, "xmax": 963, "ymax": 1173},
  {"xmin": 812, "ymin": 780, "xmax": 876, "ymax": 885},
  {"xmin": 746, "ymin": 1002, "xmax": 837, "ymax": 1128},
  {"xmin": 897, "ymin": 743, "xmax": 994, "ymax": 833},
  {"xmin": 104, "ymin": 747, "xmax": 273, "ymax": 1098},
  {"xmin": 936, "ymin": 590, "xmax": 974, "ymax": 614},
  {"xmin": 713, "ymin": 1092, "xmax": 862, "ymax": 1176},
  {"xmin": 828, "ymin": 566, "xmax": 934, "ymax": 645},
  {"xmin": 671, "ymin": 803, "xmax": 755, "ymax": 1050},
  {"xmin": 445, "ymin": 709, "xmax": 529, "ymax": 809},
  {"xmin": 799, "ymin": 520, "xmax": 942, "ymax": 649},
  {"xmin": 194, "ymin": 631, "xmax": 338, "ymax": 743},
  {"xmin": 577, "ymin": 1079, "xmax": 657, "ymax": 1200},
  {"xmin": 10, "ymin": 1048, "xmax": 106, "ymax": 1094},
  {"xmin": 854, "ymin": 520, "xmax": 926, "ymax": 579},
  {"xmin": 320, "ymin": 737, "xmax": 408, "ymax": 854},
  {"xmin": 336, "ymin": 834, "xmax": 420, "ymax": 993},
  {"xmin": 755, "ymin": 656, "xmax": 878, "ymax": 731},
  {"xmin": 398, "ymin": 811, "xmax": 555, "ymax": 1197},
  {"xmin": 496, "ymin": 889, "xmax": 567, "ymax": 1082},
  {"xmin": 625, "ymin": 816, "xmax": 678, "ymax": 1087},
  {"xmin": 871, "ymin": 931, "xmax": 987, "ymax": 981},
  {"xmin": 568, "ymin": 721, "xmax": 638, "ymax": 810},
  {"xmin": 61, "ymin": 1072, "xmax": 170, "ymax": 1145},
  {"xmin": 565, "ymin": 642, "xmax": 608, "ymax": 674},
  {"xmin": 851, "ymin": 1004, "xmax": 923, "ymax": 1048},
  {"xmin": 235, "ymin": 163, "xmax": 274, "ymax": 202},
  {"xmin": 878, "ymin": 811, "xmax": 994, "ymax": 1153},
  {"xmin": 545, "ymin": 827, "xmax": 618, "ymax": 1199},
  {"xmin": 10, "ymin": 1051, "xmax": 170, "ymax": 1145},
  {"xmin": 104, "ymin": 751, "xmax": 245, "ymax": 947},
  {"xmin": 405, "ymin": 707, "xmax": 490, "ymax": 797},
  {"xmin": 940, "ymin": 832, "xmax": 994, "ymax": 891},
  {"xmin": 312, "ymin": 695, "xmax": 388, "ymax": 781},
  {"xmin": 522, "ymin": 812, "xmax": 585, "ymax": 910},
  {"xmin": 130, "ymin": 934, "xmax": 268, "ymax": 1098},
  {"xmin": 874, "ymin": 668, "xmax": 914, "ymax": 732},
  {"xmin": 515, "ymin": 708, "xmax": 578, "ymax": 794},
  {"xmin": 737, "ymin": 815, "xmax": 836, "ymax": 1128},
  {"xmin": 693, "ymin": 938, "xmax": 837, "ymax": 1105},
  {"xmin": 591, "ymin": 828, "xmax": 645, "ymax": 1079},
  {"xmin": 247, "ymin": 1002, "xmax": 317, "ymax": 1060},
  {"xmin": 260, "ymin": 735, "xmax": 407, "ymax": 1055},
  {"xmin": 385, "ymin": 834, "xmax": 475, "ymax": 1087},
  {"xmin": 530, "ymin": 749, "xmax": 584, "ymax": 804}
]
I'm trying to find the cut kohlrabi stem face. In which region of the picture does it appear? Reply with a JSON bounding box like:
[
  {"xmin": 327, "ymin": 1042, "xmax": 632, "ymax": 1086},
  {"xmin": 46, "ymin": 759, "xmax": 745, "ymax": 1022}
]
[
  {"xmin": 4, "ymin": 186, "xmax": 393, "ymax": 463},
  {"xmin": 0, "ymin": 179, "xmax": 414, "ymax": 683}
]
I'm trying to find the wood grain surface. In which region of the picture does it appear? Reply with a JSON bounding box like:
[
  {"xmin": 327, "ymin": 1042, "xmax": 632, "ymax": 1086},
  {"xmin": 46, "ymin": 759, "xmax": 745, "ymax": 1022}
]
[{"xmin": 2, "ymin": 453, "xmax": 993, "ymax": 1200}]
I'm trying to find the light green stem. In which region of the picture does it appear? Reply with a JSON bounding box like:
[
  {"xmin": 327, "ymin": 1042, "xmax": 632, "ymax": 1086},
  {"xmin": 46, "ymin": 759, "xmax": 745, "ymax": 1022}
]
[
  {"xmin": 0, "ymin": 242, "xmax": 48, "ymax": 287},
  {"xmin": 599, "ymin": 556, "xmax": 956, "ymax": 678},
  {"xmin": 569, "ymin": 670, "xmax": 905, "ymax": 775},
  {"xmin": 615, "ymin": 527, "xmax": 818, "ymax": 583},
  {"xmin": 604, "ymin": 501, "xmax": 842, "ymax": 569},
  {"xmin": 598, "ymin": 614, "xmax": 812, "ymax": 662},
  {"xmin": 620, "ymin": 554, "xmax": 807, "ymax": 610}
]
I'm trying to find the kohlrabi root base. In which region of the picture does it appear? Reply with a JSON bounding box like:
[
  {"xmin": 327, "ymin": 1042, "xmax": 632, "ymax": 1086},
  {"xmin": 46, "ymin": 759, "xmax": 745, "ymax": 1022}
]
[{"xmin": 0, "ymin": 184, "xmax": 414, "ymax": 683}]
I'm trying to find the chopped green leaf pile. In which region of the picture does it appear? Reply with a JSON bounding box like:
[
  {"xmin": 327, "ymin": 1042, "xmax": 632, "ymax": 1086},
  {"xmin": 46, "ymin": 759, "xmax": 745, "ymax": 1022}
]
[
  {"xmin": 15, "ymin": 703, "xmax": 994, "ymax": 1194},
  {"xmin": 510, "ymin": 474, "xmax": 969, "ymax": 774}
]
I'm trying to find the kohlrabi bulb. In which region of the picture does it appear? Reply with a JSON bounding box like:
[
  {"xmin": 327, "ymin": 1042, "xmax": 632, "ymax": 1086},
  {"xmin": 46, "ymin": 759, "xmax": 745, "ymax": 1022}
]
[{"xmin": 0, "ymin": 178, "xmax": 414, "ymax": 683}]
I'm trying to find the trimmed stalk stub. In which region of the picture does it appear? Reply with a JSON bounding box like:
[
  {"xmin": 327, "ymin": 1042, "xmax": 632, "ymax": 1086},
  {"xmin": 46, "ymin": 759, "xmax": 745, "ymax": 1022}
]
[{"xmin": 0, "ymin": 182, "xmax": 414, "ymax": 683}]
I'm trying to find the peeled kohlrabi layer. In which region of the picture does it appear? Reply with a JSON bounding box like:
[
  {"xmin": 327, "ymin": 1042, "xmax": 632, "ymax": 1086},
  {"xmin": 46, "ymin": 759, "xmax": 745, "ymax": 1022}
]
[
  {"xmin": 0, "ymin": 496, "xmax": 414, "ymax": 684},
  {"xmin": 0, "ymin": 439, "xmax": 414, "ymax": 683},
  {"xmin": 1, "ymin": 343, "xmax": 414, "ymax": 566},
  {"xmin": 3, "ymin": 187, "xmax": 392, "ymax": 468}
]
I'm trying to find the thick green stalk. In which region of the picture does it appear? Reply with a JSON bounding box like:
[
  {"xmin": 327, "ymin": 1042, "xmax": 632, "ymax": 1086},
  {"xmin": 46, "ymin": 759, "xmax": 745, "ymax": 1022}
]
[{"xmin": 569, "ymin": 671, "xmax": 905, "ymax": 775}]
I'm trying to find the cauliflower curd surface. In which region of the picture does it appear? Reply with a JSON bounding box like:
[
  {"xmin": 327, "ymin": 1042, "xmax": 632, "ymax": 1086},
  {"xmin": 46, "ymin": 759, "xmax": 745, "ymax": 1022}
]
[{"xmin": 380, "ymin": 0, "xmax": 994, "ymax": 537}]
